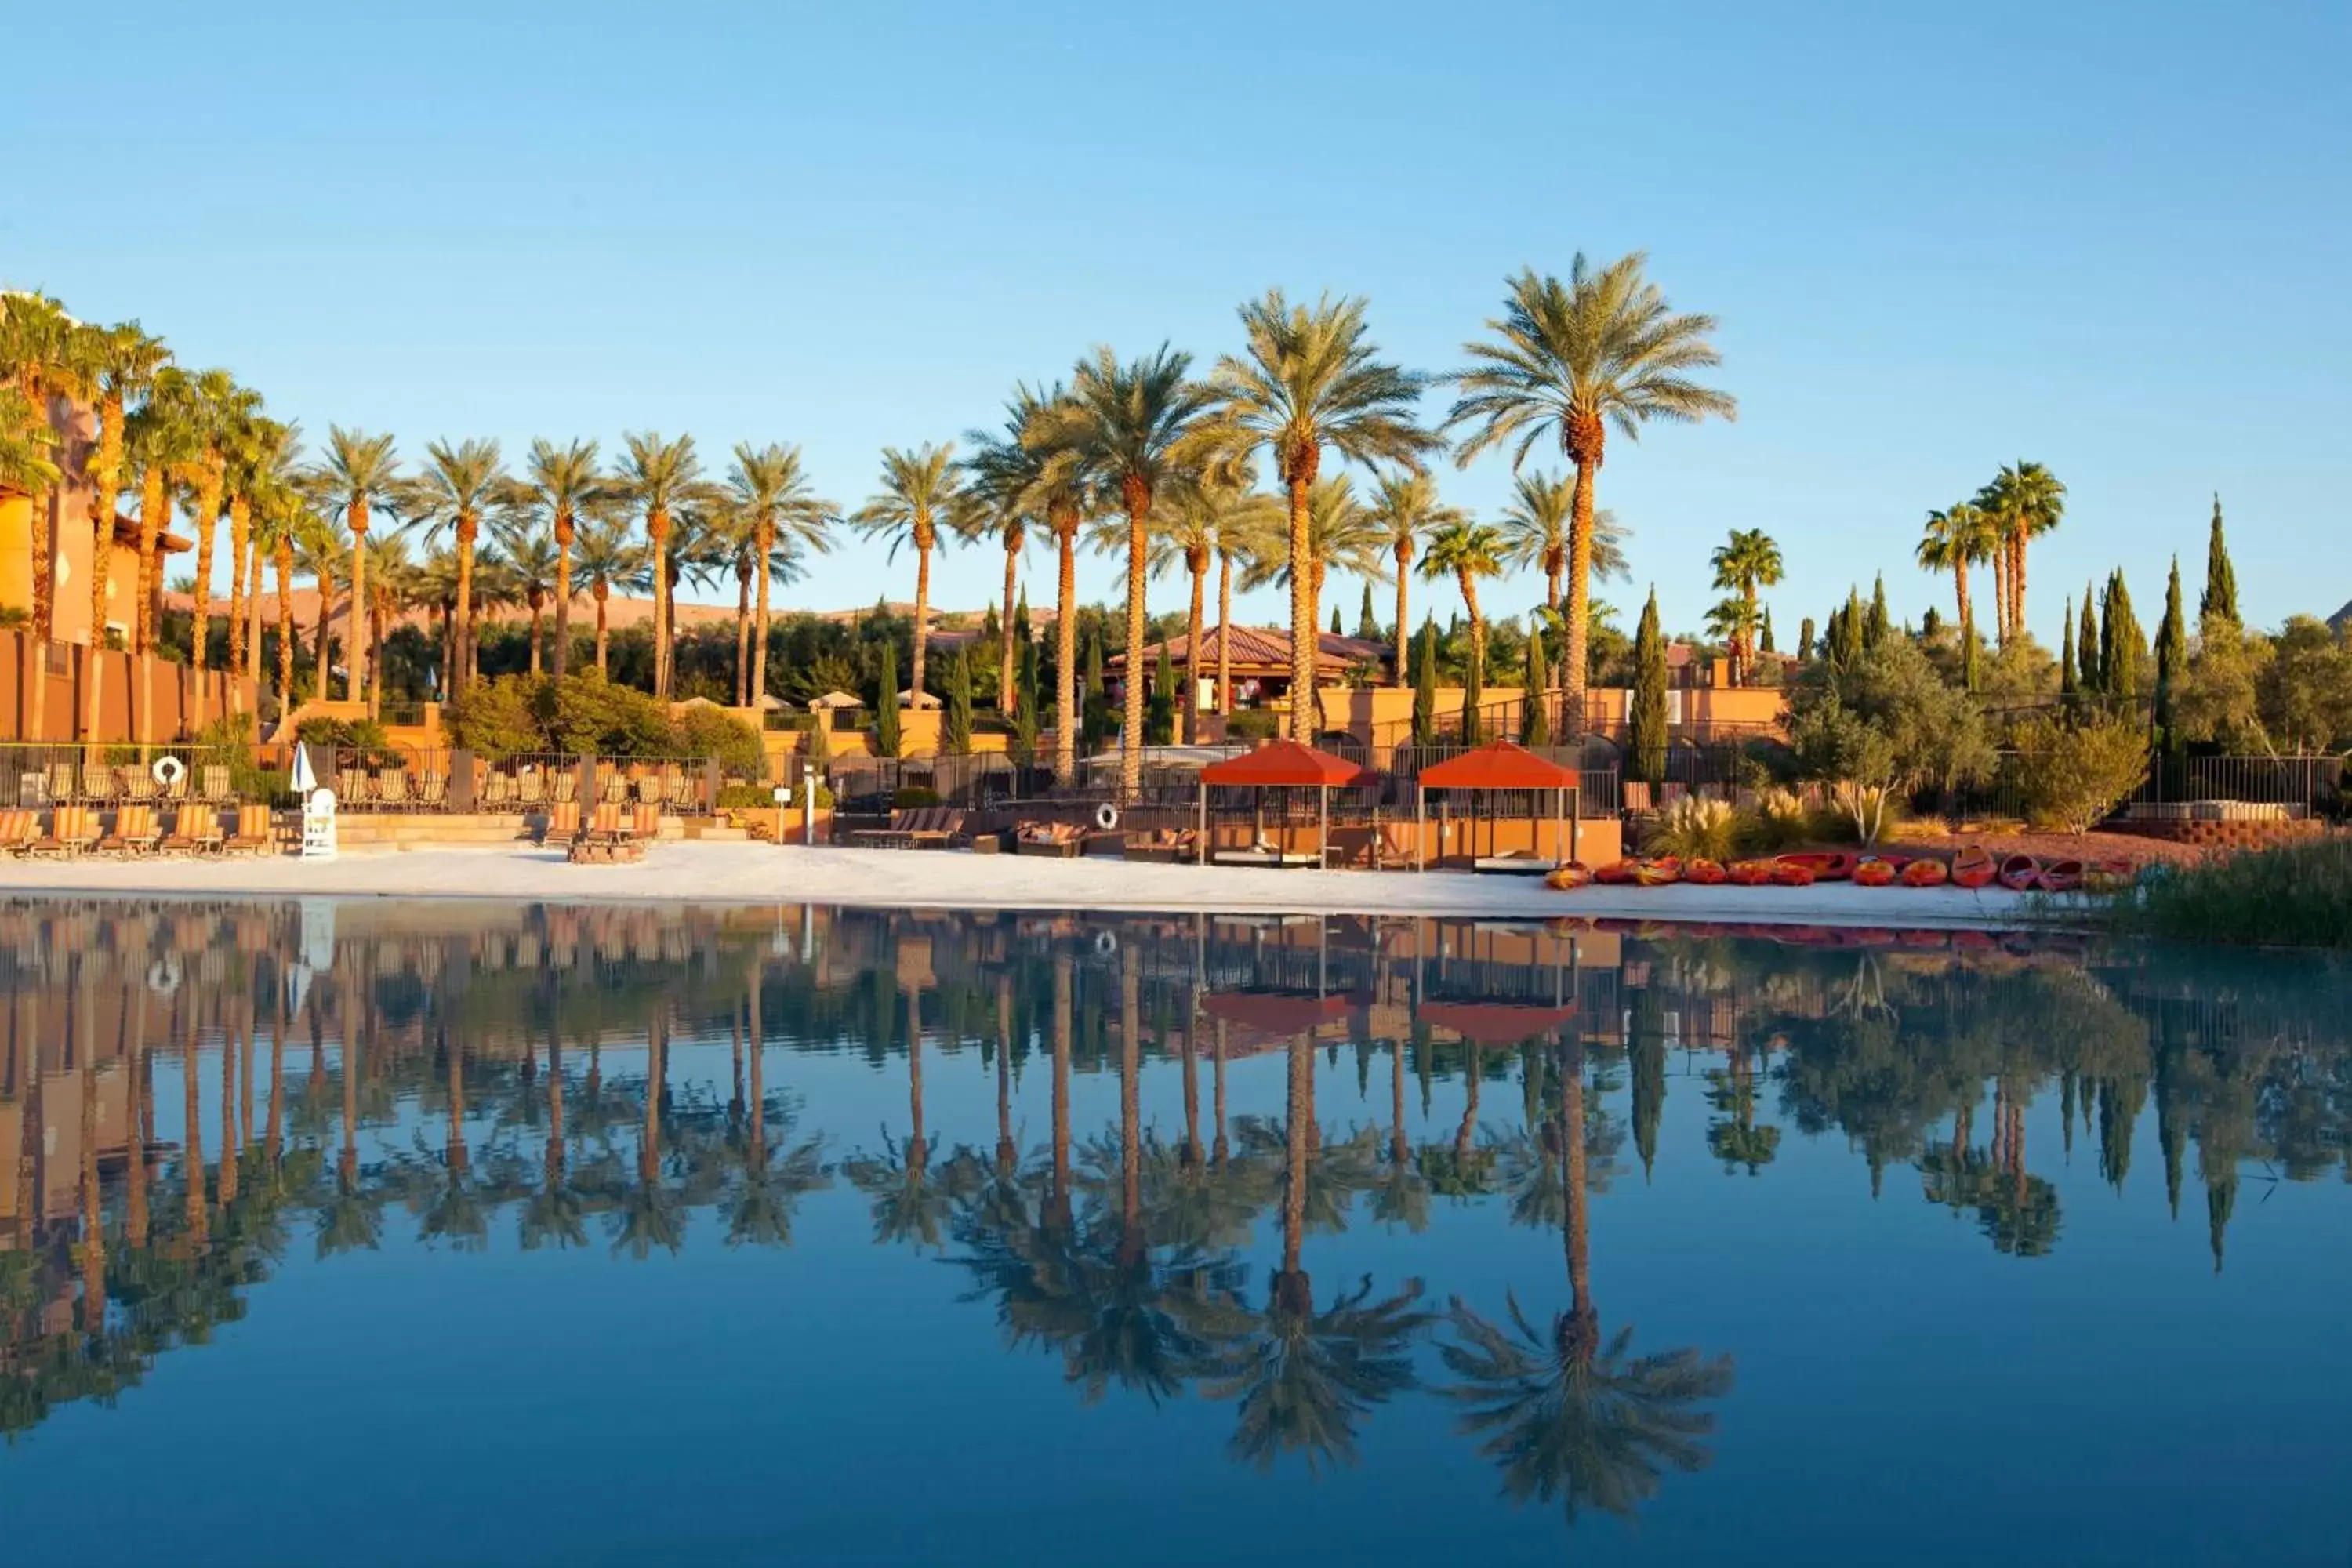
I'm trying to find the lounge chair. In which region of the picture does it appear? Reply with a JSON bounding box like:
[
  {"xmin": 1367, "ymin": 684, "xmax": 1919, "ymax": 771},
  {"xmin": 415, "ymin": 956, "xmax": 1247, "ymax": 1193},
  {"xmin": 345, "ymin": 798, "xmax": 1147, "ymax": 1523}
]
[
  {"xmin": 84, "ymin": 765, "xmax": 122, "ymax": 805},
  {"xmin": 0, "ymin": 809, "xmax": 38, "ymax": 856},
  {"xmin": 339, "ymin": 769, "xmax": 373, "ymax": 811},
  {"xmin": 635, "ymin": 775, "xmax": 665, "ymax": 806},
  {"xmin": 160, "ymin": 806, "xmax": 225, "ymax": 855},
  {"xmin": 98, "ymin": 804, "xmax": 162, "ymax": 857},
  {"xmin": 122, "ymin": 768, "xmax": 157, "ymax": 803},
  {"xmin": 516, "ymin": 771, "xmax": 545, "ymax": 809},
  {"xmin": 853, "ymin": 806, "xmax": 967, "ymax": 850},
  {"xmin": 49, "ymin": 762, "xmax": 78, "ymax": 803},
  {"xmin": 16, "ymin": 771, "xmax": 49, "ymax": 808},
  {"xmin": 541, "ymin": 799, "xmax": 582, "ymax": 848},
  {"xmin": 159, "ymin": 764, "xmax": 191, "ymax": 804},
  {"xmin": 221, "ymin": 804, "xmax": 275, "ymax": 856},
  {"xmin": 376, "ymin": 770, "xmax": 410, "ymax": 809},
  {"xmin": 200, "ymin": 765, "xmax": 234, "ymax": 804},
  {"xmin": 1013, "ymin": 820, "xmax": 1084, "ymax": 858},
  {"xmin": 551, "ymin": 770, "xmax": 579, "ymax": 804},
  {"xmin": 1125, "ymin": 828, "xmax": 1199, "ymax": 864},
  {"xmin": 418, "ymin": 771, "xmax": 448, "ymax": 809},
  {"xmin": 1213, "ymin": 838, "xmax": 1321, "ymax": 868},
  {"xmin": 480, "ymin": 771, "xmax": 516, "ymax": 811},
  {"xmin": 29, "ymin": 806, "xmax": 98, "ymax": 858},
  {"xmin": 601, "ymin": 774, "xmax": 632, "ymax": 806}
]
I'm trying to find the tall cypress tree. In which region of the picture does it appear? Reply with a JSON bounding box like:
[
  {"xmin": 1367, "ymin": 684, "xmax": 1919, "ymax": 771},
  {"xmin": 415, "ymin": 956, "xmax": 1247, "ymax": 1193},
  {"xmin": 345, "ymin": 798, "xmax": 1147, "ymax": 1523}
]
[
  {"xmin": 2059, "ymin": 593, "xmax": 2078, "ymax": 706},
  {"xmin": 874, "ymin": 641, "xmax": 902, "ymax": 759},
  {"xmin": 1759, "ymin": 607, "xmax": 1776, "ymax": 655},
  {"xmin": 944, "ymin": 647, "xmax": 975, "ymax": 756},
  {"xmin": 1081, "ymin": 630, "xmax": 1111, "ymax": 752},
  {"xmin": 1010, "ymin": 637, "xmax": 1041, "ymax": 769},
  {"xmin": 1798, "ymin": 616, "xmax": 1816, "ymax": 661},
  {"xmin": 2078, "ymin": 586, "xmax": 2102, "ymax": 695},
  {"xmin": 1833, "ymin": 588, "xmax": 1867, "ymax": 668},
  {"xmin": 1145, "ymin": 642, "xmax": 1176, "ymax": 745},
  {"xmin": 1629, "ymin": 589, "xmax": 1668, "ymax": 787},
  {"xmin": 2200, "ymin": 494, "xmax": 2239, "ymax": 630},
  {"xmin": 1962, "ymin": 613, "xmax": 1981, "ymax": 693},
  {"xmin": 1357, "ymin": 582, "xmax": 1378, "ymax": 641},
  {"xmin": 1864, "ymin": 575, "xmax": 1891, "ymax": 649},
  {"xmin": 1329, "ymin": 603, "xmax": 1343, "ymax": 637},
  {"xmin": 2154, "ymin": 557, "xmax": 2188, "ymax": 750},
  {"xmin": 1410, "ymin": 618, "xmax": 1438, "ymax": 747},
  {"xmin": 1523, "ymin": 626, "xmax": 1551, "ymax": 746},
  {"xmin": 2102, "ymin": 570, "xmax": 2144, "ymax": 702}
]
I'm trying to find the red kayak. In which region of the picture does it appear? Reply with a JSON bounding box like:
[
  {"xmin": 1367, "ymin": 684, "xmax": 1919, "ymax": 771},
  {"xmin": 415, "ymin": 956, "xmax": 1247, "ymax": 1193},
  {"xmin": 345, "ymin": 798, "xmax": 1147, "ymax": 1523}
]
[
  {"xmin": 1772, "ymin": 861, "xmax": 1817, "ymax": 887},
  {"xmin": 1900, "ymin": 858, "xmax": 1951, "ymax": 887},
  {"xmin": 1727, "ymin": 859, "xmax": 1776, "ymax": 887},
  {"xmin": 1951, "ymin": 846, "xmax": 1997, "ymax": 889},
  {"xmin": 1683, "ymin": 858, "xmax": 1729, "ymax": 886},
  {"xmin": 1777, "ymin": 851, "xmax": 1858, "ymax": 882},
  {"xmin": 1853, "ymin": 858, "xmax": 1897, "ymax": 887},
  {"xmin": 1998, "ymin": 854, "xmax": 2042, "ymax": 891},
  {"xmin": 1594, "ymin": 860, "xmax": 1639, "ymax": 886},
  {"xmin": 2036, "ymin": 857, "xmax": 2085, "ymax": 893}
]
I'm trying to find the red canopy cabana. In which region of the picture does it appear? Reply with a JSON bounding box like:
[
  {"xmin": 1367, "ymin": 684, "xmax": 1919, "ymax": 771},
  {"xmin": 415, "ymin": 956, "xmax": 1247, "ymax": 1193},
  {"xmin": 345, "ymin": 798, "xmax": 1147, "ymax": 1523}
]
[
  {"xmin": 1196, "ymin": 740, "xmax": 1376, "ymax": 867},
  {"xmin": 1412, "ymin": 740, "xmax": 1583, "ymax": 873},
  {"xmin": 1417, "ymin": 1000, "xmax": 1577, "ymax": 1046}
]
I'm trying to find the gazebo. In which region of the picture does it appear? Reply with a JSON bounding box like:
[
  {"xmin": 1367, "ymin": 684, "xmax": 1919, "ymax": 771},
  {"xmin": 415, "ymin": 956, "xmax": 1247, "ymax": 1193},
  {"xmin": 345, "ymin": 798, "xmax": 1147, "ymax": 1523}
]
[
  {"xmin": 1413, "ymin": 740, "xmax": 1582, "ymax": 873},
  {"xmin": 1196, "ymin": 739, "xmax": 1376, "ymax": 867}
]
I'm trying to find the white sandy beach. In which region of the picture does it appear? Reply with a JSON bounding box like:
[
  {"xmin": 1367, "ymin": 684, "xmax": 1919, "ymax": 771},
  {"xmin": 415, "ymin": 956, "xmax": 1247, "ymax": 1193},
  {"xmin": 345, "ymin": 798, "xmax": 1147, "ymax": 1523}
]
[{"xmin": 0, "ymin": 842, "xmax": 2048, "ymax": 927}]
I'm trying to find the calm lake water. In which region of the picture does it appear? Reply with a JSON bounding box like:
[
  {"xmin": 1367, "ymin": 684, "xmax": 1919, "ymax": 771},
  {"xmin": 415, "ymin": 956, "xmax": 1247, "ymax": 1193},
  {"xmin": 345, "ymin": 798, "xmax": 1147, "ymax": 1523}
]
[{"xmin": 1, "ymin": 899, "xmax": 2347, "ymax": 1566}]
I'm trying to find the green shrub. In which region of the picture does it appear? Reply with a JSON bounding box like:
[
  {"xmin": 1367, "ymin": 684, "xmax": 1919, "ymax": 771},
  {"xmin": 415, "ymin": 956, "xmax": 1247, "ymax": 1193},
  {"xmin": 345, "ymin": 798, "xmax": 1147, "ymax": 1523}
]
[
  {"xmin": 674, "ymin": 705, "xmax": 764, "ymax": 775},
  {"xmin": 2009, "ymin": 713, "xmax": 2151, "ymax": 833},
  {"xmin": 294, "ymin": 715, "xmax": 400, "ymax": 768},
  {"xmin": 540, "ymin": 671, "xmax": 672, "ymax": 757},
  {"xmin": 2112, "ymin": 836, "xmax": 2352, "ymax": 949},
  {"xmin": 445, "ymin": 677, "xmax": 547, "ymax": 760},
  {"xmin": 1651, "ymin": 797, "xmax": 1739, "ymax": 860},
  {"xmin": 893, "ymin": 786, "xmax": 940, "ymax": 808},
  {"xmin": 714, "ymin": 781, "xmax": 832, "ymax": 811},
  {"xmin": 1227, "ymin": 710, "xmax": 1280, "ymax": 741},
  {"xmin": 1739, "ymin": 788, "xmax": 1817, "ymax": 852}
]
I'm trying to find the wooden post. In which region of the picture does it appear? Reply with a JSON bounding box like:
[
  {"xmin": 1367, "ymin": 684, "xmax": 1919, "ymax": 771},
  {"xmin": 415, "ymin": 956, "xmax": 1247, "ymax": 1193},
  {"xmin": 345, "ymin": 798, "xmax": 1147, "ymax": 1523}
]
[
  {"xmin": 1318, "ymin": 784, "xmax": 1328, "ymax": 869},
  {"xmin": 1196, "ymin": 778, "xmax": 1208, "ymax": 866},
  {"xmin": 1414, "ymin": 784, "xmax": 1425, "ymax": 873}
]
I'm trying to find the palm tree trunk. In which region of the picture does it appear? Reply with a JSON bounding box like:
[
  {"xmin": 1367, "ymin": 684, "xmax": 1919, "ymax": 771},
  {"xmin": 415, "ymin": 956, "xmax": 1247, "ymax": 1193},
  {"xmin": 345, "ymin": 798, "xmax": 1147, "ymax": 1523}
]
[
  {"xmin": 1562, "ymin": 1040, "xmax": 1592, "ymax": 1338},
  {"xmin": 2011, "ymin": 535, "xmax": 2028, "ymax": 644},
  {"xmin": 1120, "ymin": 483, "xmax": 1149, "ymax": 801},
  {"xmin": 216, "ymin": 1016, "xmax": 238, "ymax": 1207},
  {"xmin": 1287, "ymin": 476, "xmax": 1315, "ymax": 742},
  {"xmin": 1000, "ymin": 539, "xmax": 1019, "ymax": 712},
  {"xmin": 1120, "ymin": 962, "xmax": 1142, "ymax": 1243},
  {"xmin": 1049, "ymin": 952, "xmax": 1073, "ymax": 1229},
  {"xmin": 1954, "ymin": 554, "xmax": 1972, "ymax": 637},
  {"xmin": 1461, "ymin": 574, "xmax": 1486, "ymax": 694},
  {"xmin": 551, "ymin": 511, "xmax": 574, "ymax": 681},
  {"xmin": 1279, "ymin": 1032, "xmax": 1312, "ymax": 1299},
  {"xmin": 528, "ymin": 594, "xmax": 546, "ymax": 678},
  {"xmin": 732, "ymin": 567, "xmax": 750, "ymax": 706},
  {"xmin": 274, "ymin": 541, "xmax": 295, "ymax": 712},
  {"xmin": 125, "ymin": 990, "xmax": 150, "ymax": 1247},
  {"xmin": 245, "ymin": 538, "xmax": 264, "ymax": 688},
  {"xmin": 188, "ymin": 477, "xmax": 220, "ymax": 734},
  {"xmin": 452, "ymin": 517, "xmax": 477, "ymax": 693},
  {"xmin": 225, "ymin": 498, "xmax": 250, "ymax": 710},
  {"xmin": 1218, "ymin": 551, "xmax": 1234, "ymax": 713},
  {"xmin": 751, "ymin": 518, "xmax": 774, "ymax": 710},
  {"xmin": 1054, "ymin": 521, "xmax": 1077, "ymax": 785},
  {"xmin": 370, "ymin": 601, "xmax": 387, "ymax": 721},
  {"xmin": 911, "ymin": 540, "xmax": 933, "ymax": 701},
  {"xmin": 311, "ymin": 565, "xmax": 333, "ymax": 704},
  {"xmin": 1184, "ymin": 556, "xmax": 1204, "ymax": 743},
  {"xmin": 27, "ymin": 477, "xmax": 53, "ymax": 738},
  {"xmin": 594, "ymin": 586, "xmax": 611, "ymax": 677},
  {"xmin": 1392, "ymin": 546, "xmax": 1412, "ymax": 687},
  {"xmin": 182, "ymin": 1019, "xmax": 206, "ymax": 1249},
  {"xmin": 1563, "ymin": 458, "xmax": 1598, "ymax": 726},
  {"xmin": 136, "ymin": 469, "xmax": 165, "ymax": 655},
  {"xmin": 1990, "ymin": 546, "xmax": 2009, "ymax": 645},
  {"xmin": 648, "ymin": 510, "xmax": 670, "ymax": 699},
  {"xmin": 346, "ymin": 501, "xmax": 369, "ymax": 702}
]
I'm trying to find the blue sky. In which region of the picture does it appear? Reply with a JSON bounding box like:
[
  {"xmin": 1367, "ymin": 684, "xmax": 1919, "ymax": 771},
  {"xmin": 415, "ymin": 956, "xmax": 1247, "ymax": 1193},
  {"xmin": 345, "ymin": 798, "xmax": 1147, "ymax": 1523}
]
[{"xmin": 10, "ymin": 1, "xmax": 2347, "ymax": 642}]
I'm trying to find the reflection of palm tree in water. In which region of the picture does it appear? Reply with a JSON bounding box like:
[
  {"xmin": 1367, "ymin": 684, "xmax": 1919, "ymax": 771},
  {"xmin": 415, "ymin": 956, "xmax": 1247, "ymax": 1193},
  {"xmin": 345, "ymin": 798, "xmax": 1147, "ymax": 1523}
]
[
  {"xmin": 1443, "ymin": 1040, "xmax": 1735, "ymax": 1523},
  {"xmin": 1706, "ymin": 1040, "xmax": 1781, "ymax": 1175},
  {"xmin": 1192, "ymin": 1031, "xmax": 1432, "ymax": 1475},
  {"xmin": 1370, "ymin": 1036, "xmax": 1431, "ymax": 1233},
  {"xmin": 521, "ymin": 1025, "xmax": 585, "ymax": 1251},
  {"xmin": 612, "ymin": 1012, "xmax": 684, "ymax": 1260}
]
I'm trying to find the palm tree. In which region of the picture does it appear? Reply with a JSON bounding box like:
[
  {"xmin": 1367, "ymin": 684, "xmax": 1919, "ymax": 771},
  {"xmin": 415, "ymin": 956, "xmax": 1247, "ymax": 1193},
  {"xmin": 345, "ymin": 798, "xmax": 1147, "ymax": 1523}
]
[
  {"xmin": 127, "ymin": 368, "xmax": 201, "ymax": 664},
  {"xmin": 1441, "ymin": 1044, "xmax": 1735, "ymax": 1523},
  {"xmin": 1147, "ymin": 470, "xmax": 1276, "ymax": 741},
  {"xmin": 724, "ymin": 442, "xmax": 833, "ymax": 709},
  {"xmin": 176, "ymin": 371, "xmax": 260, "ymax": 731},
  {"xmin": 1196, "ymin": 292, "xmax": 1437, "ymax": 740},
  {"xmin": 412, "ymin": 438, "xmax": 506, "ymax": 693},
  {"xmin": 615, "ymin": 432, "xmax": 705, "ymax": 699},
  {"xmin": 1028, "ymin": 347, "xmax": 1216, "ymax": 799},
  {"xmin": 1421, "ymin": 521, "xmax": 1507, "ymax": 689},
  {"xmin": 0, "ymin": 294, "xmax": 96, "ymax": 706},
  {"xmin": 956, "ymin": 411, "xmax": 1047, "ymax": 711},
  {"xmin": 251, "ymin": 465, "xmax": 320, "ymax": 713},
  {"xmin": 82, "ymin": 322, "xmax": 172, "ymax": 733},
  {"xmin": 1708, "ymin": 528, "xmax": 1782, "ymax": 683},
  {"xmin": 0, "ymin": 388, "xmax": 60, "ymax": 517},
  {"xmin": 1448, "ymin": 255, "xmax": 1737, "ymax": 720},
  {"xmin": 982, "ymin": 383, "xmax": 1100, "ymax": 782},
  {"xmin": 1370, "ymin": 474, "xmax": 1466, "ymax": 686},
  {"xmin": 290, "ymin": 514, "xmax": 344, "ymax": 702},
  {"xmin": 497, "ymin": 438, "xmax": 605, "ymax": 680},
  {"xmin": 714, "ymin": 503, "xmax": 811, "ymax": 705},
  {"xmin": 491, "ymin": 517, "xmax": 563, "ymax": 676},
  {"xmin": 569, "ymin": 516, "xmax": 646, "ymax": 678},
  {"xmin": 309, "ymin": 427, "xmax": 405, "ymax": 706},
  {"xmin": 852, "ymin": 442, "xmax": 968, "ymax": 705},
  {"xmin": 1916, "ymin": 500, "xmax": 1998, "ymax": 644},
  {"xmin": 362, "ymin": 535, "xmax": 419, "ymax": 707},
  {"xmin": 221, "ymin": 413, "xmax": 298, "ymax": 710},
  {"xmin": 1975, "ymin": 461, "xmax": 2065, "ymax": 642}
]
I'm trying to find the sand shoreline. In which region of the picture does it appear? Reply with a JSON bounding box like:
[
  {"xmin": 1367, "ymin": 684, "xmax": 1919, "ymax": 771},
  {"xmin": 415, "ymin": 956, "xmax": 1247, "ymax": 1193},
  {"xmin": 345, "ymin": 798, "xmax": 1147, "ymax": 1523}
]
[{"xmin": 0, "ymin": 842, "xmax": 2053, "ymax": 928}]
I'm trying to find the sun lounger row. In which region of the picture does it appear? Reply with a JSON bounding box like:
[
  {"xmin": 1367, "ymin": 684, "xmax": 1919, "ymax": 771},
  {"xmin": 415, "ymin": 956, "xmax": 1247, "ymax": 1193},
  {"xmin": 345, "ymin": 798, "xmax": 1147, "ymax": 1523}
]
[
  {"xmin": 0, "ymin": 804, "xmax": 276, "ymax": 857},
  {"xmin": 851, "ymin": 807, "xmax": 967, "ymax": 850},
  {"xmin": 328, "ymin": 769, "xmax": 447, "ymax": 810},
  {"xmin": 15, "ymin": 762, "xmax": 238, "ymax": 807}
]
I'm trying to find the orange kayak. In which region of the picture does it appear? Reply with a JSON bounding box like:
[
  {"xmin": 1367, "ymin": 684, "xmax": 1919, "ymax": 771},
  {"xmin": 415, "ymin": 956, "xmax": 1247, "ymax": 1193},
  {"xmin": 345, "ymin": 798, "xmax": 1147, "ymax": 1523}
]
[
  {"xmin": 1544, "ymin": 862, "xmax": 1593, "ymax": 891},
  {"xmin": 1998, "ymin": 854, "xmax": 2042, "ymax": 891},
  {"xmin": 1683, "ymin": 858, "xmax": 1729, "ymax": 885},
  {"xmin": 1900, "ymin": 858, "xmax": 1951, "ymax": 887},
  {"xmin": 1951, "ymin": 845, "xmax": 1995, "ymax": 888},
  {"xmin": 1631, "ymin": 858, "xmax": 1682, "ymax": 887},
  {"xmin": 1594, "ymin": 860, "xmax": 1639, "ymax": 886},
  {"xmin": 1853, "ymin": 858, "xmax": 1897, "ymax": 887},
  {"xmin": 1777, "ymin": 851, "xmax": 1857, "ymax": 882},
  {"xmin": 1772, "ymin": 861, "xmax": 1817, "ymax": 887},
  {"xmin": 1727, "ymin": 859, "xmax": 1776, "ymax": 887}
]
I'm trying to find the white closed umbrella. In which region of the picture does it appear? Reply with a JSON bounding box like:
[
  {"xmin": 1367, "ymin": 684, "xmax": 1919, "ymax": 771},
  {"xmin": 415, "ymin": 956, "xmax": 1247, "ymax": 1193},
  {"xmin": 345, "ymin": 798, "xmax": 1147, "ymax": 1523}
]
[{"xmin": 291, "ymin": 744, "xmax": 318, "ymax": 795}]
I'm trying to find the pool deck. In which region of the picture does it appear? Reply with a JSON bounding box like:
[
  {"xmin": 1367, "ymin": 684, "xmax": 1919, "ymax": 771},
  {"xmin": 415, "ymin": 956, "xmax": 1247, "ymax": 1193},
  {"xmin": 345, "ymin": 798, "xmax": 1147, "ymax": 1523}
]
[{"xmin": 0, "ymin": 842, "xmax": 2052, "ymax": 928}]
